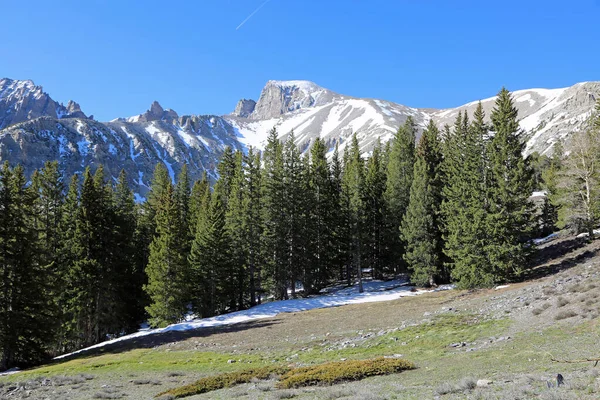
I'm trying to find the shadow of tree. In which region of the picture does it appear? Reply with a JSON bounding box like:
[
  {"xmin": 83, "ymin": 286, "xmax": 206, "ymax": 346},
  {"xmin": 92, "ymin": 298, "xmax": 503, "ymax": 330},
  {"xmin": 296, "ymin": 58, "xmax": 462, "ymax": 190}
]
[
  {"xmin": 53, "ymin": 318, "xmax": 282, "ymax": 363},
  {"xmin": 522, "ymin": 237, "xmax": 599, "ymax": 281}
]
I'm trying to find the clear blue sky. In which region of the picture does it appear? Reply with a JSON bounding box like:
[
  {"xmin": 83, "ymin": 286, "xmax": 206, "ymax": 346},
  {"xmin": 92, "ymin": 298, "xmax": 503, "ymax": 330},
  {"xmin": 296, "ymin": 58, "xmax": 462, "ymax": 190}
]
[{"xmin": 1, "ymin": 0, "xmax": 598, "ymax": 121}]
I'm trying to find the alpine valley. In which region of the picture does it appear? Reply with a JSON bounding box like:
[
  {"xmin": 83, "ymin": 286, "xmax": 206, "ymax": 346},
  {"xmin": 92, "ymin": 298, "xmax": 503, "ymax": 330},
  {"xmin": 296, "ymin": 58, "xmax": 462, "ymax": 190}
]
[{"xmin": 0, "ymin": 77, "xmax": 598, "ymax": 199}]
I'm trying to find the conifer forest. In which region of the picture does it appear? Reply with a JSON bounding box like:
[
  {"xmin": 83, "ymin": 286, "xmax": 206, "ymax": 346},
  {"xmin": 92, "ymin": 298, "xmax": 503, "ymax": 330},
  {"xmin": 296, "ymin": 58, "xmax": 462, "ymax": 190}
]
[{"xmin": 1, "ymin": 88, "xmax": 599, "ymax": 372}]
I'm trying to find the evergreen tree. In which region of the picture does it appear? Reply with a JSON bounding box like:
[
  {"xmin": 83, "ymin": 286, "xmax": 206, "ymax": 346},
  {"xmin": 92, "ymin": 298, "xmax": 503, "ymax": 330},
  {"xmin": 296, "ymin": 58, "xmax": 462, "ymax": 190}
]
[
  {"xmin": 363, "ymin": 140, "xmax": 388, "ymax": 279},
  {"xmin": 113, "ymin": 170, "xmax": 144, "ymax": 332},
  {"xmin": 261, "ymin": 128, "xmax": 288, "ymax": 299},
  {"xmin": 330, "ymin": 142, "xmax": 350, "ymax": 283},
  {"xmin": 144, "ymin": 179, "xmax": 188, "ymax": 327},
  {"xmin": 384, "ymin": 117, "xmax": 416, "ymax": 272},
  {"xmin": 243, "ymin": 148, "xmax": 263, "ymax": 305},
  {"xmin": 485, "ymin": 89, "xmax": 535, "ymax": 281},
  {"xmin": 225, "ymin": 151, "xmax": 247, "ymax": 310},
  {"xmin": 189, "ymin": 183, "xmax": 233, "ymax": 316},
  {"xmin": 188, "ymin": 182, "xmax": 212, "ymax": 316},
  {"xmin": 30, "ymin": 161, "xmax": 64, "ymax": 353},
  {"xmin": 0, "ymin": 164, "xmax": 53, "ymax": 369},
  {"xmin": 190, "ymin": 172, "xmax": 209, "ymax": 232},
  {"xmin": 307, "ymin": 138, "xmax": 336, "ymax": 291},
  {"xmin": 282, "ymin": 132, "xmax": 305, "ymax": 298},
  {"xmin": 218, "ymin": 146, "xmax": 236, "ymax": 203},
  {"xmin": 401, "ymin": 121, "xmax": 444, "ymax": 286},
  {"xmin": 342, "ymin": 134, "xmax": 366, "ymax": 293}
]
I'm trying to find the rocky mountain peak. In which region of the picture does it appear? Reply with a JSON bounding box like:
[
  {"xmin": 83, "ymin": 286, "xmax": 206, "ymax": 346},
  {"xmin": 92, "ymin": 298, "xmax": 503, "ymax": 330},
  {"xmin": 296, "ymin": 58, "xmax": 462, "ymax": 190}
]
[
  {"xmin": 251, "ymin": 80, "xmax": 337, "ymax": 120},
  {"xmin": 150, "ymin": 100, "xmax": 164, "ymax": 117},
  {"xmin": 233, "ymin": 99, "xmax": 256, "ymax": 118},
  {"xmin": 0, "ymin": 78, "xmax": 90, "ymax": 129},
  {"xmin": 132, "ymin": 101, "xmax": 179, "ymax": 123}
]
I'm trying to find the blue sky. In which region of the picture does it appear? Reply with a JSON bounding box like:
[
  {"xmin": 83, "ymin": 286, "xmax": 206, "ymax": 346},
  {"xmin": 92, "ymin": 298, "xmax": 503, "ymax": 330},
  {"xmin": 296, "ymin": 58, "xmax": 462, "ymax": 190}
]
[{"xmin": 1, "ymin": 0, "xmax": 598, "ymax": 121}]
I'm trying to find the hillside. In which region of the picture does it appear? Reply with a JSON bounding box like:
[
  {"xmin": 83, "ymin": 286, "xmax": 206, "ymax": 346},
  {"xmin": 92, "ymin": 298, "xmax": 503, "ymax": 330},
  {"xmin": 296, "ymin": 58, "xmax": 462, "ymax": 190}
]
[
  {"xmin": 0, "ymin": 78, "xmax": 598, "ymax": 199},
  {"xmin": 3, "ymin": 233, "xmax": 600, "ymax": 399}
]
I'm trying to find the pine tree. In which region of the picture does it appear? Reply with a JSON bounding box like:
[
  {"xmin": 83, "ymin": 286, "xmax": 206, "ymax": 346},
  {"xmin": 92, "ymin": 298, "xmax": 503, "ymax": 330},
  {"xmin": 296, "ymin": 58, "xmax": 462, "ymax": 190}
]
[
  {"xmin": 486, "ymin": 89, "xmax": 535, "ymax": 281},
  {"xmin": 144, "ymin": 179, "xmax": 188, "ymax": 327},
  {"xmin": 30, "ymin": 161, "xmax": 64, "ymax": 354},
  {"xmin": 135, "ymin": 164, "xmax": 172, "ymax": 299},
  {"xmin": 342, "ymin": 134, "xmax": 366, "ymax": 293},
  {"xmin": 188, "ymin": 182, "xmax": 212, "ymax": 316},
  {"xmin": 261, "ymin": 128, "xmax": 288, "ymax": 299},
  {"xmin": 218, "ymin": 147, "xmax": 236, "ymax": 204},
  {"xmin": 283, "ymin": 131, "xmax": 305, "ymax": 298},
  {"xmin": 225, "ymin": 151, "xmax": 247, "ymax": 310},
  {"xmin": 363, "ymin": 140, "xmax": 388, "ymax": 279},
  {"xmin": 384, "ymin": 117, "xmax": 416, "ymax": 272},
  {"xmin": 243, "ymin": 148, "xmax": 263, "ymax": 305},
  {"xmin": 442, "ymin": 106, "xmax": 494, "ymax": 287},
  {"xmin": 58, "ymin": 173, "xmax": 81, "ymax": 351},
  {"xmin": 307, "ymin": 138, "xmax": 336, "ymax": 291},
  {"xmin": 0, "ymin": 164, "xmax": 53, "ymax": 369},
  {"xmin": 401, "ymin": 121, "xmax": 444, "ymax": 286},
  {"xmin": 113, "ymin": 170, "xmax": 144, "ymax": 332},
  {"xmin": 330, "ymin": 142, "xmax": 350, "ymax": 283},
  {"xmin": 189, "ymin": 182, "xmax": 233, "ymax": 316},
  {"xmin": 190, "ymin": 172, "xmax": 209, "ymax": 232}
]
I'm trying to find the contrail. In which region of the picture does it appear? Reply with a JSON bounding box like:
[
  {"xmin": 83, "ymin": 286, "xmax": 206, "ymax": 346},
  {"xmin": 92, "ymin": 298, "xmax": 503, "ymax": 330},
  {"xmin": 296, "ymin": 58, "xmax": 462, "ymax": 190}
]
[{"xmin": 236, "ymin": 0, "xmax": 272, "ymax": 30}]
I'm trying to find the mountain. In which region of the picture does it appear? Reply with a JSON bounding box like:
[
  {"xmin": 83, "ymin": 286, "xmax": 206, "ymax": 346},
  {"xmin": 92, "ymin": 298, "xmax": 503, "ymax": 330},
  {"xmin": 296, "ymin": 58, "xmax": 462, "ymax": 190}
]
[
  {"xmin": 0, "ymin": 78, "xmax": 89, "ymax": 129},
  {"xmin": 0, "ymin": 78, "xmax": 598, "ymax": 199},
  {"xmin": 431, "ymin": 82, "xmax": 600, "ymax": 155},
  {"xmin": 225, "ymin": 80, "xmax": 430, "ymax": 154}
]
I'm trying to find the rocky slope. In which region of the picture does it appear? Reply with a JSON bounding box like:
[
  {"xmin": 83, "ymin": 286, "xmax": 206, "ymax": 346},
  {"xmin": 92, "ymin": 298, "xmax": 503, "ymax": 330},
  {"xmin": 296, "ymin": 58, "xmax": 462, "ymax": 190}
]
[{"xmin": 0, "ymin": 78, "xmax": 598, "ymax": 199}]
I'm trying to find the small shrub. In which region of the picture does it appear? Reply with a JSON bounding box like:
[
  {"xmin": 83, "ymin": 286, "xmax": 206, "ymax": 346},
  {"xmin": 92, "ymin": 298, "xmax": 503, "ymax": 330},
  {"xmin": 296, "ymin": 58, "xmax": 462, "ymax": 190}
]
[
  {"xmin": 568, "ymin": 283, "xmax": 584, "ymax": 293},
  {"xmin": 543, "ymin": 287, "xmax": 557, "ymax": 295},
  {"xmin": 167, "ymin": 372, "xmax": 184, "ymax": 377},
  {"xmin": 323, "ymin": 388, "xmax": 357, "ymax": 399},
  {"xmin": 557, "ymin": 297, "xmax": 569, "ymax": 307},
  {"xmin": 434, "ymin": 382, "xmax": 454, "ymax": 395},
  {"xmin": 277, "ymin": 358, "xmax": 415, "ymax": 389},
  {"xmin": 555, "ymin": 310, "xmax": 578, "ymax": 320},
  {"xmin": 542, "ymin": 303, "xmax": 551, "ymax": 310},
  {"xmin": 273, "ymin": 390, "xmax": 297, "ymax": 399},
  {"xmin": 457, "ymin": 377, "xmax": 477, "ymax": 391},
  {"xmin": 156, "ymin": 366, "xmax": 290, "ymax": 398},
  {"xmin": 586, "ymin": 299, "xmax": 596, "ymax": 306},
  {"xmin": 532, "ymin": 308, "xmax": 544, "ymax": 316},
  {"xmin": 92, "ymin": 392, "xmax": 124, "ymax": 399}
]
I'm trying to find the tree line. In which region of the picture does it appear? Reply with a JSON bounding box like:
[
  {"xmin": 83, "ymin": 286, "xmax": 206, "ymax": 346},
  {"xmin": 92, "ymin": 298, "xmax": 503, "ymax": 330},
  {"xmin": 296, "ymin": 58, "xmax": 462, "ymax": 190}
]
[{"xmin": 1, "ymin": 89, "xmax": 597, "ymax": 371}]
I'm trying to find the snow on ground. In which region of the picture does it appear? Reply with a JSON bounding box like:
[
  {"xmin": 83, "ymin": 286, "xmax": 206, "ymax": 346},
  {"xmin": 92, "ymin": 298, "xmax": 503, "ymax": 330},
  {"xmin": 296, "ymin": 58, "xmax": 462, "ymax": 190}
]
[
  {"xmin": 533, "ymin": 232, "xmax": 559, "ymax": 245},
  {"xmin": 55, "ymin": 279, "xmax": 444, "ymax": 360},
  {"xmin": 576, "ymin": 229, "xmax": 600, "ymax": 239}
]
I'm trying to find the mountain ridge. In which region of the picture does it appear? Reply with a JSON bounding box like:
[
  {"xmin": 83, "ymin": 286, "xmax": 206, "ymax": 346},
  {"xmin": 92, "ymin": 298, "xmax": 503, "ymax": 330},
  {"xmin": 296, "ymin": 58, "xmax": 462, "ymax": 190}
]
[{"xmin": 0, "ymin": 77, "xmax": 598, "ymax": 200}]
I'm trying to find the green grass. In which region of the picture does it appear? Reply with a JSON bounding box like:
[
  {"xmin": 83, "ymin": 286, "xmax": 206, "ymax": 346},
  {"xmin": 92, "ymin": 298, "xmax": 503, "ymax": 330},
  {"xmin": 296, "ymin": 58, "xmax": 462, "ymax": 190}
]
[
  {"xmin": 277, "ymin": 357, "xmax": 414, "ymax": 389},
  {"xmin": 3, "ymin": 349, "xmax": 268, "ymax": 381},
  {"xmin": 156, "ymin": 357, "xmax": 415, "ymax": 398},
  {"xmin": 156, "ymin": 365, "xmax": 291, "ymax": 398},
  {"xmin": 290, "ymin": 314, "xmax": 510, "ymax": 365}
]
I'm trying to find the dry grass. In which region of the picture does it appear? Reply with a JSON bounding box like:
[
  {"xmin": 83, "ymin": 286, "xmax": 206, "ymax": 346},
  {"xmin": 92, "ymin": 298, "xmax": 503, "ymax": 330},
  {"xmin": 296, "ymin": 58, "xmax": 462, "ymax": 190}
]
[{"xmin": 555, "ymin": 310, "xmax": 578, "ymax": 320}]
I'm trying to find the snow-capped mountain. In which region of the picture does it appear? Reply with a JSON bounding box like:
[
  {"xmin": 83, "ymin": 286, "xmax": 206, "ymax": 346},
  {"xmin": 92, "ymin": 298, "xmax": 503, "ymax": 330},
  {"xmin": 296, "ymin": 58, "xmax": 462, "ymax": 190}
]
[
  {"xmin": 0, "ymin": 78, "xmax": 88, "ymax": 129},
  {"xmin": 0, "ymin": 77, "xmax": 598, "ymax": 200},
  {"xmin": 432, "ymin": 82, "xmax": 600, "ymax": 155},
  {"xmin": 226, "ymin": 80, "xmax": 430, "ymax": 154}
]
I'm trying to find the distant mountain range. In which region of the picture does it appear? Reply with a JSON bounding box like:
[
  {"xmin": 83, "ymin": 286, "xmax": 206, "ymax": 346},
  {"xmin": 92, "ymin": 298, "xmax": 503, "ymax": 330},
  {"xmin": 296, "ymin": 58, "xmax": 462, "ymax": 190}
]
[{"xmin": 0, "ymin": 77, "xmax": 597, "ymax": 200}]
